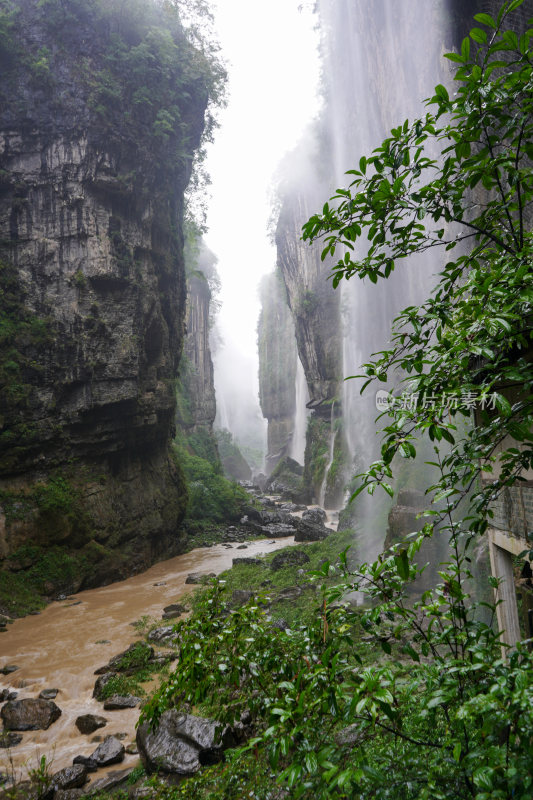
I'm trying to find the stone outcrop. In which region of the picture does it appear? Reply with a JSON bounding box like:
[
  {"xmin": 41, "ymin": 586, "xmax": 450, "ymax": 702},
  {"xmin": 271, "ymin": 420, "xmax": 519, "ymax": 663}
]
[
  {"xmin": 136, "ymin": 711, "xmax": 234, "ymax": 776},
  {"xmin": 1, "ymin": 698, "xmax": 61, "ymax": 730},
  {"xmin": 0, "ymin": 0, "xmax": 209, "ymax": 588},
  {"xmin": 176, "ymin": 240, "xmax": 219, "ymax": 457},
  {"xmin": 258, "ymin": 271, "xmax": 298, "ymax": 472}
]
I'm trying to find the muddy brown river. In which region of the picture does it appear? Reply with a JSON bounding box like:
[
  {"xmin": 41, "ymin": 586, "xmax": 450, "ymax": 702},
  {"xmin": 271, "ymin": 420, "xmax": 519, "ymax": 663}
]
[{"xmin": 0, "ymin": 537, "xmax": 296, "ymax": 783}]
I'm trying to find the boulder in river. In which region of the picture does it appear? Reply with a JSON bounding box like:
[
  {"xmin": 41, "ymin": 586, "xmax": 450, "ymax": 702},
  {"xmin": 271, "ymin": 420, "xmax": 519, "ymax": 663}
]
[
  {"xmin": 103, "ymin": 695, "xmax": 142, "ymax": 710},
  {"xmin": 93, "ymin": 672, "xmax": 116, "ymax": 700},
  {"xmin": 302, "ymin": 507, "xmax": 327, "ymax": 525},
  {"xmin": 0, "ymin": 731, "xmax": 23, "ymax": 748},
  {"xmin": 51, "ymin": 765, "xmax": 88, "ymax": 790},
  {"xmin": 1, "ymin": 698, "xmax": 62, "ymax": 731},
  {"xmin": 75, "ymin": 714, "xmax": 108, "ymax": 735},
  {"xmin": 89, "ymin": 736, "xmax": 125, "ymax": 767},
  {"xmin": 232, "ymin": 557, "xmax": 263, "ymax": 567},
  {"xmin": 0, "ymin": 665, "xmax": 19, "ymax": 675},
  {"xmin": 0, "ymin": 689, "xmax": 17, "ymax": 702},
  {"xmin": 38, "ymin": 689, "xmax": 59, "ymax": 700},
  {"xmin": 137, "ymin": 711, "xmax": 235, "ymax": 776},
  {"xmin": 294, "ymin": 517, "xmax": 329, "ymax": 542},
  {"xmin": 270, "ymin": 550, "xmax": 310, "ymax": 572}
]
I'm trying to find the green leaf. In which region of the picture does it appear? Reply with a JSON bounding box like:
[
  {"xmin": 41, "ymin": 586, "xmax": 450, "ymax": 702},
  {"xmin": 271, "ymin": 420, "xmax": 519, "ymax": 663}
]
[{"xmin": 473, "ymin": 12, "xmax": 496, "ymax": 28}]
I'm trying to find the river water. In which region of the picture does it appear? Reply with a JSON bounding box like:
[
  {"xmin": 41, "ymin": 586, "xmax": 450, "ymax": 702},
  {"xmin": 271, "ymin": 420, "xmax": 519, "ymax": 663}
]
[{"xmin": 0, "ymin": 537, "xmax": 296, "ymax": 783}]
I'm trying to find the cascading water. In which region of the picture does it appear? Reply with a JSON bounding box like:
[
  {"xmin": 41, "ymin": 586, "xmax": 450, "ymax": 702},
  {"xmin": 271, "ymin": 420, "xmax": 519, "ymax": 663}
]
[
  {"xmin": 319, "ymin": 400, "xmax": 337, "ymax": 509},
  {"xmin": 289, "ymin": 355, "xmax": 310, "ymax": 465},
  {"xmin": 317, "ymin": 0, "xmax": 459, "ymax": 559}
]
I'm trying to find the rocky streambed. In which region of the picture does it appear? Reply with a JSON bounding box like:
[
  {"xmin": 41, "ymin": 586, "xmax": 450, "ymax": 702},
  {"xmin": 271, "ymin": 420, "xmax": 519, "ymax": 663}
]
[
  {"xmin": 0, "ymin": 488, "xmax": 338, "ymax": 795},
  {"xmin": 0, "ymin": 537, "xmax": 301, "ymax": 784}
]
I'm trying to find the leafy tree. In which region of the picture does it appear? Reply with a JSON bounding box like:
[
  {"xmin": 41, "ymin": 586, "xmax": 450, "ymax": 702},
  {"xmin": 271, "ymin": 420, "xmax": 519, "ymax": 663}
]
[{"xmin": 143, "ymin": 3, "xmax": 533, "ymax": 799}]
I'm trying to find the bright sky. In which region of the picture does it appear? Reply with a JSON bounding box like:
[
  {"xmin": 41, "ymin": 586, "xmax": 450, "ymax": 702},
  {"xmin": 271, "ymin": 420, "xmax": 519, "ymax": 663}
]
[{"xmin": 204, "ymin": 0, "xmax": 321, "ymax": 364}]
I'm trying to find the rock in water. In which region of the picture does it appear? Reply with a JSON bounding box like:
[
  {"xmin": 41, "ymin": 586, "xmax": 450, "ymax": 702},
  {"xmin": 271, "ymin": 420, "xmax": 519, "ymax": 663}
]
[
  {"xmin": 51, "ymin": 765, "xmax": 88, "ymax": 790},
  {"xmin": 1, "ymin": 698, "xmax": 62, "ymax": 730},
  {"xmin": 75, "ymin": 714, "xmax": 108, "ymax": 735},
  {"xmin": 89, "ymin": 736, "xmax": 125, "ymax": 767},
  {"xmin": 103, "ymin": 695, "xmax": 142, "ymax": 710},
  {"xmin": 302, "ymin": 508, "xmax": 327, "ymax": 525},
  {"xmin": 93, "ymin": 672, "xmax": 116, "ymax": 700},
  {"xmin": 294, "ymin": 518, "xmax": 329, "ymax": 542},
  {"xmin": 0, "ymin": 731, "xmax": 23, "ymax": 748},
  {"xmin": 136, "ymin": 711, "xmax": 235, "ymax": 776},
  {"xmin": 38, "ymin": 689, "xmax": 59, "ymax": 700}
]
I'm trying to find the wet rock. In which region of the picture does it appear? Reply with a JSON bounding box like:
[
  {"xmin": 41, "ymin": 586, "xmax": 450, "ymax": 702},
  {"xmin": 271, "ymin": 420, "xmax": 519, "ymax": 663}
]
[
  {"xmin": 294, "ymin": 518, "xmax": 329, "ymax": 542},
  {"xmin": 236, "ymin": 544, "xmax": 248, "ymax": 549},
  {"xmin": 75, "ymin": 714, "xmax": 108, "ymax": 735},
  {"xmin": 185, "ymin": 572, "xmax": 215, "ymax": 585},
  {"xmin": 276, "ymin": 587, "xmax": 302, "ymax": 602},
  {"xmin": 0, "ymin": 732, "xmax": 23, "ymax": 748},
  {"xmin": 230, "ymin": 590, "xmax": 254, "ymax": 607},
  {"xmin": 163, "ymin": 603, "xmax": 187, "ymax": 616},
  {"xmin": 38, "ymin": 689, "xmax": 59, "ymax": 700},
  {"xmin": 54, "ymin": 790, "xmax": 84, "ymax": 800},
  {"xmin": 153, "ymin": 581, "xmax": 167, "ymax": 587},
  {"xmin": 0, "ymin": 665, "xmax": 19, "ymax": 675},
  {"xmin": 147, "ymin": 626, "xmax": 177, "ymax": 644},
  {"xmin": 51, "ymin": 765, "xmax": 88, "ymax": 790},
  {"xmin": 258, "ymin": 523, "xmax": 296, "ymax": 537},
  {"xmin": 103, "ymin": 695, "xmax": 142, "ymax": 710},
  {"xmin": 271, "ymin": 550, "xmax": 310, "ymax": 571},
  {"xmin": 1, "ymin": 698, "xmax": 62, "ymax": 731},
  {"xmin": 94, "ymin": 643, "xmax": 154, "ymax": 675},
  {"xmin": 72, "ymin": 756, "xmax": 97, "ymax": 773},
  {"xmin": 86, "ymin": 768, "xmax": 133, "ymax": 795},
  {"xmin": 0, "ymin": 690, "xmax": 17, "ymax": 702},
  {"xmin": 232, "ymin": 557, "xmax": 263, "ymax": 567},
  {"xmin": 125, "ymin": 742, "xmax": 138, "ymax": 755},
  {"xmin": 240, "ymin": 505, "xmax": 264, "ymax": 524},
  {"xmin": 89, "ymin": 736, "xmax": 125, "ymax": 767},
  {"xmin": 302, "ymin": 508, "xmax": 327, "ymax": 525},
  {"xmin": 137, "ymin": 711, "xmax": 235, "ymax": 776},
  {"xmin": 93, "ymin": 672, "xmax": 116, "ymax": 700}
]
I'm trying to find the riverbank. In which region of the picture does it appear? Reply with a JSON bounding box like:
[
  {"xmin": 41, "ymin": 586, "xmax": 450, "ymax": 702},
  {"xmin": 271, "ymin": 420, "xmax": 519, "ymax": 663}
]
[{"xmin": 0, "ymin": 536, "xmax": 303, "ymax": 782}]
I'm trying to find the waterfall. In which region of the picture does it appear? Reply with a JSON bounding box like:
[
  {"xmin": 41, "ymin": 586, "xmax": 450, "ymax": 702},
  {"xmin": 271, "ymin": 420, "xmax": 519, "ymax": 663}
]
[
  {"xmin": 290, "ymin": 355, "xmax": 309, "ymax": 465},
  {"xmin": 317, "ymin": 0, "xmax": 458, "ymax": 558},
  {"xmin": 319, "ymin": 400, "xmax": 337, "ymax": 509}
]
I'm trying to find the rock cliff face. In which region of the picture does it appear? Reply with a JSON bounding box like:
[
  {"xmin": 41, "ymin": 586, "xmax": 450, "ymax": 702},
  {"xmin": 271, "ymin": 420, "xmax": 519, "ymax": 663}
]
[
  {"xmin": 275, "ymin": 190, "xmax": 341, "ymax": 414},
  {"xmin": 0, "ymin": 0, "xmax": 209, "ymax": 589},
  {"xmin": 257, "ymin": 272, "xmax": 297, "ymax": 473},
  {"xmin": 177, "ymin": 273, "xmax": 217, "ymax": 439}
]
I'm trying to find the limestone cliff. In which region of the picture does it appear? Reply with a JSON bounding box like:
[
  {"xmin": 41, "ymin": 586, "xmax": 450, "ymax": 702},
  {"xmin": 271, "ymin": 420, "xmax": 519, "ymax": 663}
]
[
  {"xmin": 257, "ymin": 271, "xmax": 297, "ymax": 473},
  {"xmin": 176, "ymin": 241, "xmax": 219, "ymax": 464},
  {"xmin": 0, "ymin": 0, "xmax": 211, "ymax": 593}
]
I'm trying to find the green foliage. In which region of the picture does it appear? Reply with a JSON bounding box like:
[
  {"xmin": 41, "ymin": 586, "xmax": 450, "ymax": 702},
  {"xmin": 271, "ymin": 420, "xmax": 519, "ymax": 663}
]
[
  {"xmin": 0, "ymin": 0, "xmax": 226, "ymax": 229},
  {"xmin": 97, "ymin": 673, "xmax": 147, "ymax": 700},
  {"xmin": 174, "ymin": 442, "xmax": 248, "ymax": 523}
]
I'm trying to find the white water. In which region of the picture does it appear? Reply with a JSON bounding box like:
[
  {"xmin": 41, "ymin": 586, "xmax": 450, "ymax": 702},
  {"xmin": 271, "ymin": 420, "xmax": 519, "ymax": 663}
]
[
  {"xmin": 289, "ymin": 356, "xmax": 310, "ymax": 465},
  {"xmin": 319, "ymin": 401, "xmax": 337, "ymax": 509},
  {"xmin": 317, "ymin": 0, "xmax": 457, "ymax": 559}
]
